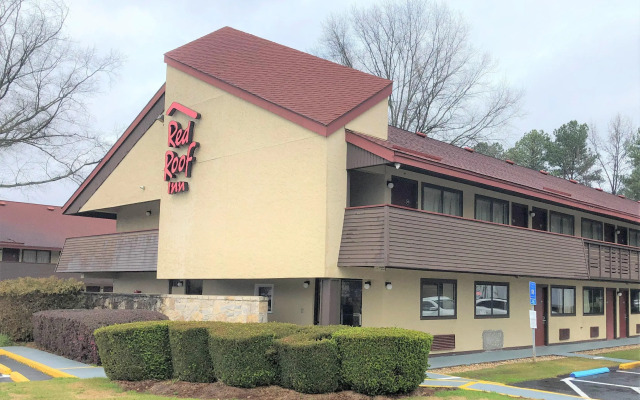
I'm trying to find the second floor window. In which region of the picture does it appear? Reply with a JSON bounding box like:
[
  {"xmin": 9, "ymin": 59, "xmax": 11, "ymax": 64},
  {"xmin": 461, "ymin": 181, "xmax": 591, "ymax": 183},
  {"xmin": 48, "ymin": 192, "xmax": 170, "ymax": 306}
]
[
  {"xmin": 422, "ymin": 184, "xmax": 462, "ymax": 216},
  {"xmin": 22, "ymin": 250, "xmax": 51, "ymax": 264},
  {"xmin": 550, "ymin": 212, "xmax": 574, "ymax": 235},
  {"xmin": 475, "ymin": 195, "xmax": 509, "ymax": 225},
  {"xmin": 630, "ymin": 229, "xmax": 640, "ymax": 248},
  {"xmin": 581, "ymin": 218, "xmax": 603, "ymax": 241}
]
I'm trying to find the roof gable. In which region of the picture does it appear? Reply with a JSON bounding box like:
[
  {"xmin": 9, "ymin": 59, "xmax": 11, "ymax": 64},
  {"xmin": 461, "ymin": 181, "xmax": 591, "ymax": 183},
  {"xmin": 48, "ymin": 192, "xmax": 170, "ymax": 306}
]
[{"xmin": 164, "ymin": 27, "xmax": 392, "ymax": 136}]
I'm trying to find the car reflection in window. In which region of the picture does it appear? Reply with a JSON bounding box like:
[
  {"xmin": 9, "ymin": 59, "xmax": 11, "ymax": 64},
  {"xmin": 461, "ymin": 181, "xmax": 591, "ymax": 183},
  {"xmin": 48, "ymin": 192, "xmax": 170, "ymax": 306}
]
[
  {"xmin": 475, "ymin": 298, "xmax": 508, "ymax": 315},
  {"xmin": 421, "ymin": 296, "xmax": 455, "ymax": 317}
]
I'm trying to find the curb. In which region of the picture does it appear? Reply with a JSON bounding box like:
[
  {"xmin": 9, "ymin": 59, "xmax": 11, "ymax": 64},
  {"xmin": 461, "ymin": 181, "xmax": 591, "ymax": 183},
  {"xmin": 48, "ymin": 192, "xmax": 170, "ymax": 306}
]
[
  {"xmin": 9, "ymin": 371, "xmax": 29, "ymax": 382},
  {"xmin": 619, "ymin": 361, "xmax": 640, "ymax": 370},
  {"xmin": 0, "ymin": 349, "xmax": 76, "ymax": 378}
]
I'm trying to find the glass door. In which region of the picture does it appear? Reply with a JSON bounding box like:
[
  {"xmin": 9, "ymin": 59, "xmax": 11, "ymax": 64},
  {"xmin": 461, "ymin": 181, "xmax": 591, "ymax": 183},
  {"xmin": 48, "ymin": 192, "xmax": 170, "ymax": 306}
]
[{"xmin": 340, "ymin": 279, "xmax": 362, "ymax": 326}]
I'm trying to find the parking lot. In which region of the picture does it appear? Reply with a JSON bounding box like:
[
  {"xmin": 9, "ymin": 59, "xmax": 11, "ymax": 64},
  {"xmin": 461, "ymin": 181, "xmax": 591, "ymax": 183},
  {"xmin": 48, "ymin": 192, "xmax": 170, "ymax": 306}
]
[{"xmin": 515, "ymin": 366, "xmax": 640, "ymax": 400}]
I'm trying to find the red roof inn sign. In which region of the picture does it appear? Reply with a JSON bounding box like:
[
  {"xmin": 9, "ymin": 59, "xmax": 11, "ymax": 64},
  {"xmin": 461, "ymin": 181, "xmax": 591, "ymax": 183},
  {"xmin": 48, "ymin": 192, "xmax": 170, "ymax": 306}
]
[{"xmin": 163, "ymin": 102, "xmax": 201, "ymax": 194}]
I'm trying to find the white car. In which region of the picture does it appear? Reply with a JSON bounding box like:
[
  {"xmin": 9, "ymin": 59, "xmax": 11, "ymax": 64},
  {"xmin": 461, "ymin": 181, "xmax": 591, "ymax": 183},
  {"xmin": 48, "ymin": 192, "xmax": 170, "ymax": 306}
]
[
  {"xmin": 475, "ymin": 298, "xmax": 508, "ymax": 315},
  {"xmin": 422, "ymin": 296, "xmax": 456, "ymax": 317}
]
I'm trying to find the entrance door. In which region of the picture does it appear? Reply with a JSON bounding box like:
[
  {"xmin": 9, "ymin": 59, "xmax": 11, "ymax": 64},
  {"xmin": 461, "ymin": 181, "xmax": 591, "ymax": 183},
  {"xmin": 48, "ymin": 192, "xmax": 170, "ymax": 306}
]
[
  {"xmin": 606, "ymin": 288, "xmax": 616, "ymax": 339},
  {"xmin": 391, "ymin": 176, "xmax": 418, "ymax": 209},
  {"xmin": 619, "ymin": 289, "xmax": 628, "ymax": 338},
  {"xmin": 186, "ymin": 279, "xmax": 203, "ymax": 295},
  {"xmin": 511, "ymin": 203, "xmax": 528, "ymax": 228},
  {"xmin": 535, "ymin": 286, "xmax": 548, "ymax": 346},
  {"xmin": 531, "ymin": 207, "xmax": 547, "ymax": 231},
  {"xmin": 604, "ymin": 224, "xmax": 616, "ymax": 243},
  {"xmin": 340, "ymin": 279, "xmax": 362, "ymax": 326}
]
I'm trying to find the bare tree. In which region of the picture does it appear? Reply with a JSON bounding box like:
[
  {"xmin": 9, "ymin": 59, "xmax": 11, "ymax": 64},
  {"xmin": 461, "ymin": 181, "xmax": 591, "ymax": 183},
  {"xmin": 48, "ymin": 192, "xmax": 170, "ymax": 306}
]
[
  {"xmin": 0, "ymin": 0, "xmax": 120, "ymax": 189},
  {"xmin": 317, "ymin": 0, "xmax": 522, "ymax": 146},
  {"xmin": 589, "ymin": 114, "xmax": 634, "ymax": 194}
]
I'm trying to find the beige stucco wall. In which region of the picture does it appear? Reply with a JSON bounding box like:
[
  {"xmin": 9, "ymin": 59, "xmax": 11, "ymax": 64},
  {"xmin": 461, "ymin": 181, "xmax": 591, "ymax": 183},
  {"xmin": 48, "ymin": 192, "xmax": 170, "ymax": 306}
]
[
  {"xmin": 116, "ymin": 201, "xmax": 160, "ymax": 232},
  {"xmin": 345, "ymin": 98, "xmax": 389, "ymax": 140},
  {"xmin": 113, "ymin": 272, "xmax": 169, "ymax": 294},
  {"xmin": 203, "ymin": 278, "xmax": 315, "ymax": 325}
]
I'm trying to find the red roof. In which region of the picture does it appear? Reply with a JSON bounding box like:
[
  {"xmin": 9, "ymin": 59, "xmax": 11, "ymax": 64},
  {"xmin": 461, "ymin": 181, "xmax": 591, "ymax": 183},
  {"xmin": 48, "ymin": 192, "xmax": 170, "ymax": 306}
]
[
  {"xmin": 0, "ymin": 201, "xmax": 115, "ymax": 250},
  {"xmin": 164, "ymin": 27, "xmax": 392, "ymax": 136},
  {"xmin": 347, "ymin": 127, "xmax": 640, "ymax": 223}
]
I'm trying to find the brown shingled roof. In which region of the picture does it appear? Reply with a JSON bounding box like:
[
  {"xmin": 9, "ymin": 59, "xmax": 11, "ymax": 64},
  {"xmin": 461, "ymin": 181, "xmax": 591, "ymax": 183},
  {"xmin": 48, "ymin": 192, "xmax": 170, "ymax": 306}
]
[
  {"xmin": 347, "ymin": 126, "xmax": 640, "ymax": 223},
  {"xmin": 164, "ymin": 27, "xmax": 392, "ymax": 135},
  {"xmin": 0, "ymin": 201, "xmax": 115, "ymax": 249}
]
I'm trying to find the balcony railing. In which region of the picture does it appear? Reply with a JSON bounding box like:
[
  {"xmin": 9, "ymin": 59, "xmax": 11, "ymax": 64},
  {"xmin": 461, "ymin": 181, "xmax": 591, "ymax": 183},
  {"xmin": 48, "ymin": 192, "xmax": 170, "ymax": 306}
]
[
  {"xmin": 57, "ymin": 230, "xmax": 158, "ymax": 274},
  {"xmin": 338, "ymin": 205, "xmax": 639, "ymax": 282}
]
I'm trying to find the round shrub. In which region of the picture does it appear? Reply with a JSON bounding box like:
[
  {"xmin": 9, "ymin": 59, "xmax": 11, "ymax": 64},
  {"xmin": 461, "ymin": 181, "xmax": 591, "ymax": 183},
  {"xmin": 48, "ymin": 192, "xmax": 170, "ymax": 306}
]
[
  {"xmin": 333, "ymin": 327, "xmax": 433, "ymax": 396},
  {"xmin": 94, "ymin": 321, "xmax": 172, "ymax": 381},
  {"xmin": 276, "ymin": 325, "xmax": 348, "ymax": 394},
  {"xmin": 208, "ymin": 322, "xmax": 299, "ymax": 388},
  {"xmin": 169, "ymin": 323, "xmax": 216, "ymax": 382}
]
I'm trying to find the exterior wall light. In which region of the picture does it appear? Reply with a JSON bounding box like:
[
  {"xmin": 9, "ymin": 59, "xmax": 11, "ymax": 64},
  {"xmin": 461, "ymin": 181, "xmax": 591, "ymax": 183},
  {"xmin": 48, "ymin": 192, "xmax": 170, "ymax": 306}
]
[
  {"xmin": 387, "ymin": 181, "xmax": 394, "ymax": 189},
  {"xmin": 385, "ymin": 282, "xmax": 392, "ymax": 290},
  {"xmin": 139, "ymin": 185, "xmax": 145, "ymax": 190},
  {"xmin": 364, "ymin": 281, "xmax": 371, "ymax": 290},
  {"xmin": 394, "ymin": 163, "xmax": 401, "ymax": 169},
  {"xmin": 145, "ymin": 210, "xmax": 152, "ymax": 216},
  {"xmin": 529, "ymin": 211, "xmax": 536, "ymax": 217},
  {"xmin": 303, "ymin": 280, "xmax": 310, "ymax": 289}
]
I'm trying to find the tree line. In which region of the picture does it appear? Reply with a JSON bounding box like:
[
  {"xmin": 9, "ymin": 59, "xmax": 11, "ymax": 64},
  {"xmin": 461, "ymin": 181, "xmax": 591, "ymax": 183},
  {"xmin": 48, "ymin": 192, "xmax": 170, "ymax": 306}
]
[{"xmin": 472, "ymin": 117, "xmax": 640, "ymax": 200}]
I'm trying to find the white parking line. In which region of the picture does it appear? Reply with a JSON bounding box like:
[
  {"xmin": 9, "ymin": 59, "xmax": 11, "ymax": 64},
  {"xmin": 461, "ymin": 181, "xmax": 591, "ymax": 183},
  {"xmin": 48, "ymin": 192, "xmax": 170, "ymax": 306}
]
[
  {"xmin": 571, "ymin": 378, "xmax": 640, "ymax": 390},
  {"xmin": 562, "ymin": 378, "xmax": 590, "ymax": 398},
  {"xmin": 617, "ymin": 370, "xmax": 640, "ymax": 375}
]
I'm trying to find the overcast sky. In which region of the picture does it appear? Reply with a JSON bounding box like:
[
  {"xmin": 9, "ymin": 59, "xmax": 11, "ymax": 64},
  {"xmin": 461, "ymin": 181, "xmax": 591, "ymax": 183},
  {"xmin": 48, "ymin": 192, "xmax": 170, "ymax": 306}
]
[{"xmin": 3, "ymin": 0, "xmax": 639, "ymax": 206}]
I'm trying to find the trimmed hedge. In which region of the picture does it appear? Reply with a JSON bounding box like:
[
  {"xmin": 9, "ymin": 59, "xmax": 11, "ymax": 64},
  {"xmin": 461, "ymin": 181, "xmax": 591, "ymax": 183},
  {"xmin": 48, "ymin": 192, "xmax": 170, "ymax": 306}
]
[
  {"xmin": 208, "ymin": 322, "xmax": 299, "ymax": 388},
  {"xmin": 275, "ymin": 325, "xmax": 347, "ymax": 393},
  {"xmin": 333, "ymin": 327, "xmax": 433, "ymax": 395},
  {"xmin": 94, "ymin": 321, "xmax": 172, "ymax": 381},
  {"xmin": 33, "ymin": 309, "xmax": 168, "ymax": 364},
  {"xmin": 0, "ymin": 277, "xmax": 84, "ymax": 341},
  {"xmin": 169, "ymin": 322, "xmax": 217, "ymax": 382}
]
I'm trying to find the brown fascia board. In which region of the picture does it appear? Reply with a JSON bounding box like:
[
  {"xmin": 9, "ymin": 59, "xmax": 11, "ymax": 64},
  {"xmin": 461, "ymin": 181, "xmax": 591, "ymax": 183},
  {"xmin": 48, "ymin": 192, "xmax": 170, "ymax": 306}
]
[{"xmin": 63, "ymin": 85, "xmax": 166, "ymax": 216}]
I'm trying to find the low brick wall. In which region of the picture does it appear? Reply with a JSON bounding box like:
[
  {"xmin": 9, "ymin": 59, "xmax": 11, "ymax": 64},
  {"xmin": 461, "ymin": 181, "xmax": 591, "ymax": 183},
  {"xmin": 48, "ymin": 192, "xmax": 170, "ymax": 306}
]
[{"xmin": 81, "ymin": 292, "xmax": 268, "ymax": 323}]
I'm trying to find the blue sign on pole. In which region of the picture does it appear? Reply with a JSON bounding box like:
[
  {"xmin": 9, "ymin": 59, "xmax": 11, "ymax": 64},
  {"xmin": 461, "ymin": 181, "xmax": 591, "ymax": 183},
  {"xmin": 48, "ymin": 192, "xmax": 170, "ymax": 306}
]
[{"xmin": 529, "ymin": 281, "xmax": 537, "ymax": 306}]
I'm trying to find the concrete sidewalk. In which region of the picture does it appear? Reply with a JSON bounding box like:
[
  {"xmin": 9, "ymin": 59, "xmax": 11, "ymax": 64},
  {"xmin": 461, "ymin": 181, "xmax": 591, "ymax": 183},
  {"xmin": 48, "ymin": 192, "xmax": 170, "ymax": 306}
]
[
  {"xmin": 0, "ymin": 346, "xmax": 106, "ymax": 379},
  {"xmin": 428, "ymin": 336, "xmax": 639, "ymax": 369}
]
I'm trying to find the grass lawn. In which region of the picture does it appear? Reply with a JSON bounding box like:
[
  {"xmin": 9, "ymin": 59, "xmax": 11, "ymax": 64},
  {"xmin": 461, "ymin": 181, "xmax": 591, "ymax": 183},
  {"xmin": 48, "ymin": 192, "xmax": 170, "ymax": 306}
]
[
  {"xmin": 0, "ymin": 378, "xmax": 529, "ymax": 400},
  {"xmin": 596, "ymin": 348, "xmax": 640, "ymax": 361},
  {"xmin": 0, "ymin": 378, "xmax": 195, "ymax": 400},
  {"xmin": 455, "ymin": 357, "xmax": 620, "ymax": 384}
]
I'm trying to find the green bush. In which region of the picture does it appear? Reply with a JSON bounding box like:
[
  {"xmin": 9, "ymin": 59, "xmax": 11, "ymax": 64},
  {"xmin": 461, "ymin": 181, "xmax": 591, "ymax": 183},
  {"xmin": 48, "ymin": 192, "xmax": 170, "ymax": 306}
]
[
  {"xmin": 333, "ymin": 327, "xmax": 432, "ymax": 396},
  {"xmin": 94, "ymin": 321, "xmax": 172, "ymax": 381},
  {"xmin": 169, "ymin": 323, "xmax": 216, "ymax": 382},
  {"xmin": 0, "ymin": 333, "xmax": 12, "ymax": 347},
  {"xmin": 0, "ymin": 277, "xmax": 84, "ymax": 341},
  {"xmin": 208, "ymin": 322, "xmax": 299, "ymax": 388},
  {"xmin": 276, "ymin": 325, "xmax": 348, "ymax": 393}
]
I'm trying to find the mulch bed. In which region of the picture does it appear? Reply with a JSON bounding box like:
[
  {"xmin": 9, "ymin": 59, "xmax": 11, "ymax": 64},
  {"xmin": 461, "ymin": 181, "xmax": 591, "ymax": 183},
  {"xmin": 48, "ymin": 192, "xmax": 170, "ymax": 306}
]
[{"xmin": 117, "ymin": 381, "xmax": 456, "ymax": 400}]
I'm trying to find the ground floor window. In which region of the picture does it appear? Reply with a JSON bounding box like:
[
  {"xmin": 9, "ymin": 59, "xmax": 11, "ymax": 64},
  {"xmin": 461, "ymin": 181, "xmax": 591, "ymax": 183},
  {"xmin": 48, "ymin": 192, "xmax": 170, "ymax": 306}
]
[
  {"xmin": 420, "ymin": 279, "xmax": 456, "ymax": 319},
  {"xmin": 475, "ymin": 282, "xmax": 509, "ymax": 318},
  {"xmin": 255, "ymin": 284, "xmax": 273, "ymax": 313},
  {"xmin": 631, "ymin": 289, "xmax": 640, "ymax": 314},
  {"xmin": 583, "ymin": 287, "xmax": 604, "ymax": 315},
  {"xmin": 551, "ymin": 286, "xmax": 576, "ymax": 315}
]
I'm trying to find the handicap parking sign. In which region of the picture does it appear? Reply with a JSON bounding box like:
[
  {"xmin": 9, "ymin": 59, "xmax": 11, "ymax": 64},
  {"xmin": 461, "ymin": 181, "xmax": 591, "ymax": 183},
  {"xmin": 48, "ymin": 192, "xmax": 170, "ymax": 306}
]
[{"xmin": 529, "ymin": 281, "xmax": 536, "ymax": 305}]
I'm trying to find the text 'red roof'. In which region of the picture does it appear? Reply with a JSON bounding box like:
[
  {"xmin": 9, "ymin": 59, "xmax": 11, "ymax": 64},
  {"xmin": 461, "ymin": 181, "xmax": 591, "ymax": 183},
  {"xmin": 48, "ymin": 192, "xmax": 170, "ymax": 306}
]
[{"xmin": 165, "ymin": 27, "xmax": 392, "ymax": 134}]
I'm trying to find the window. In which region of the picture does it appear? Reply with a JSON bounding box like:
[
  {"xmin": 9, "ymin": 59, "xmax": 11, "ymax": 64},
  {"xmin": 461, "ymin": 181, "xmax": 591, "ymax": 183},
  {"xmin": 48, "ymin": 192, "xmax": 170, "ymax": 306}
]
[
  {"xmin": 631, "ymin": 289, "xmax": 640, "ymax": 314},
  {"xmin": 475, "ymin": 282, "xmax": 509, "ymax": 318},
  {"xmin": 581, "ymin": 218, "xmax": 603, "ymax": 240},
  {"xmin": 422, "ymin": 184, "xmax": 462, "ymax": 216},
  {"xmin": 1, "ymin": 248, "xmax": 19, "ymax": 262},
  {"xmin": 551, "ymin": 286, "xmax": 576, "ymax": 315},
  {"xmin": 21, "ymin": 250, "xmax": 51, "ymax": 264},
  {"xmin": 475, "ymin": 195, "xmax": 509, "ymax": 224},
  {"xmin": 255, "ymin": 284, "xmax": 274, "ymax": 313},
  {"xmin": 583, "ymin": 287, "xmax": 604, "ymax": 315},
  {"xmin": 630, "ymin": 229, "xmax": 640, "ymax": 248},
  {"xmin": 420, "ymin": 279, "xmax": 456, "ymax": 319},
  {"xmin": 550, "ymin": 212, "xmax": 574, "ymax": 235}
]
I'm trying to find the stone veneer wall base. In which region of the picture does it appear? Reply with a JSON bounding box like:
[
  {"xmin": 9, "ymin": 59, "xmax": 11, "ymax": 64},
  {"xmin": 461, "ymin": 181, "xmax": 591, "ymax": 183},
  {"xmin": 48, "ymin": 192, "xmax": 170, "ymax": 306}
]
[{"xmin": 81, "ymin": 292, "xmax": 268, "ymax": 323}]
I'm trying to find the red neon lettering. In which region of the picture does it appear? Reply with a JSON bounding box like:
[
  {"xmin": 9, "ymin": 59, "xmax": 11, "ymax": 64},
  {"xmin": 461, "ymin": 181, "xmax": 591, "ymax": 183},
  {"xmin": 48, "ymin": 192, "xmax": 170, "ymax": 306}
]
[
  {"xmin": 164, "ymin": 151, "xmax": 178, "ymax": 181},
  {"xmin": 163, "ymin": 142, "xmax": 199, "ymax": 181},
  {"xmin": 168, "ymin": 181, "xmax": 189, "ymax": 194},
  {"xmin": 167, "ymin": 120, "xmax": 194, "ymax": 148}
]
